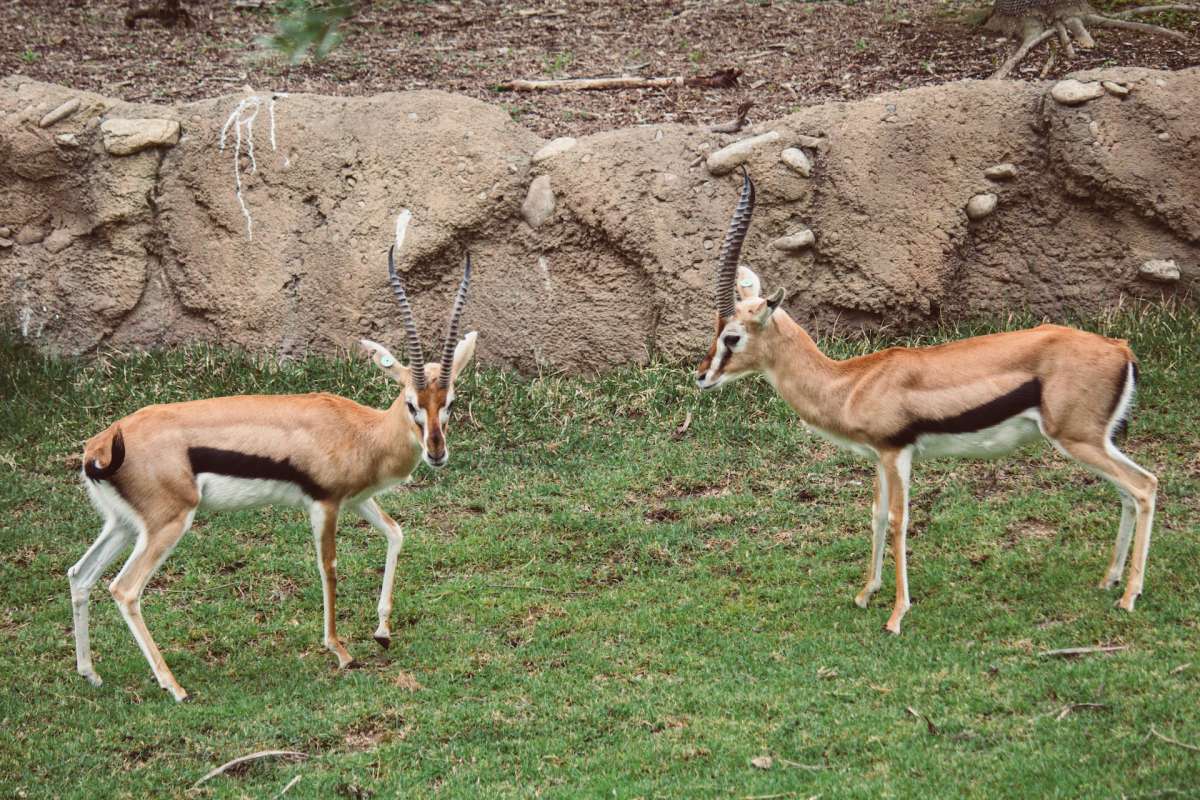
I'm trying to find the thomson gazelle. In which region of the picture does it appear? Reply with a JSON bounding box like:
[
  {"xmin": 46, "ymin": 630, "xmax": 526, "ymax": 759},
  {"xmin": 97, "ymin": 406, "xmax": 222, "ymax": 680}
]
[
  {"xmin": 69, "ymin": 211, "xmax": 477, "ymax": 701},
  {"xmin": 696, "ymin": 171, "xmax": 1158, "ymax": 634}
]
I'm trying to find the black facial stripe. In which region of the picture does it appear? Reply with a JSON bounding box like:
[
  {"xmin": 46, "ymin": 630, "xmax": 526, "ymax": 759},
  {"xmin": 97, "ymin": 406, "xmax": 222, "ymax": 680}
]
[
  {"xmin": 886, "ymin": 378, "xmax": 1042, "ymax": 447},
  {"xmin": 187, "ymin": 447, "xmax": 331, "ymax": 500}
]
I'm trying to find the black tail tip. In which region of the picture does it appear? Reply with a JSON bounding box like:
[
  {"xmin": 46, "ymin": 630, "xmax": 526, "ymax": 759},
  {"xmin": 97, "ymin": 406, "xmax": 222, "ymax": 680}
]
[{"xmin": 84, "ymin": 429, "xmax": 125, "ymax": 481}]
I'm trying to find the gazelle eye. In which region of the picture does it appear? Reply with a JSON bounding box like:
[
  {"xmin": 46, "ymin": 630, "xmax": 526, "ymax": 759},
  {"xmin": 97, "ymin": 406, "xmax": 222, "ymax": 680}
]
[
  {"xmin": 723, "ymin": 335, "xmax": 740, "ymax": 350},
  {"xmin": 406, "ymin": 401, "xmax": 418, "ymax": 416}
]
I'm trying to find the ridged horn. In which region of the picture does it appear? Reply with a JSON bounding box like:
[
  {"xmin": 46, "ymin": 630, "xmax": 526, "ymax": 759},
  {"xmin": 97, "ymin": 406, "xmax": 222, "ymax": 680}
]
[
  {"xmin": 387, "ymin": 243, "xmax": 427, "ymax": 389},
  {"xmin": 715, "ymin": 167, "xmax": 756, "ymax": 320},
  {"xmin": 438, "ymin": 253, "xmax": 472, "ymax": 388}
]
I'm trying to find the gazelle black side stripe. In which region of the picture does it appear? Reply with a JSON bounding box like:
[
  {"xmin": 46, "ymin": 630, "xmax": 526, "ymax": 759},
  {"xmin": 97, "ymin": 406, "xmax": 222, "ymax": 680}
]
[
  {"xmin": 886, "ymin": 378, "xmax": 1042, "ymax": 448},
  {"xmin": 187, "ymin": 447, "xmax": 331, "ymax": 500}
]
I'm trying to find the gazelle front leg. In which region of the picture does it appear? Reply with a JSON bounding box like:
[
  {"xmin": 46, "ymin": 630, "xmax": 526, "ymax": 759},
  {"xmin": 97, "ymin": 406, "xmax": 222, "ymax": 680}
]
[
  {"xmin": 354, "ymin": 498, "xmax": 405, "ymax": 649},
  {"xmin": 855, "ymin": 463, "xmax": 890, "ymax": 608},
  {"xmin": 311, "ymin": 501, "xmax": 355, "ymax": 668},
  {"xmin": 880, "ymin": 449, "xmax": 913, "ymax": 635}
]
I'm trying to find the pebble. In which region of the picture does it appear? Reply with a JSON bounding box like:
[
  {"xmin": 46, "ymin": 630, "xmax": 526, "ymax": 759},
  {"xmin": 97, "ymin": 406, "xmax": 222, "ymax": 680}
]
[
  {"xmin": 0, "ymin": 237, "xmax": 12, "ymax": 249},
  {"xmin": 966, "ymin": 193, "xmax": 998, "ymax": 220},
  {"xmin": 795, "ymin": 134, "xmax": 824, "ymax": 149},
  {"xmin": 1102, "ymin": 81, "xmax": 1130, "ymax": 97},
  {"xmin": 705, "ymin": 130, "xmax": 780, "ymax": 175},
  {"xmin": 773, "ymin": 229, "xmax": 815, "ymax": 251},
  {"xmin": 521, "ymin": 175, "xmax": 555, "ymax": 228},
  {"xmin": 531, "ymin": 137, "xmax": 577, "ymax": 163},
  {"xmin": 1050, "ymin": 79, "xmax": 1104, "ymax": 106},
  {"xmin": 15, "ymin": 223, "xmax": 46, "ymax": 246},
  {"xmin": 1157, "ymin": 132, "xmax": 1171, "ymax": 142},
  {"xmin": 55, "ymin": 133, "xmax": 80, "ymax": 148},
  {"xmin": 651, "ymin": 172, "xmax": 681, "ymax": 202},
  {"xmin": 43, "ymin": 229, "xmax": 74, "ymax": 254},
  {"xmin": 0, "ymin": 227, "xmax": 10, "ymax": 238},
  {"xmin": 1139, "ymin": 259, "xmax": 1180, "ymax": 283},
  {"xmin": 780, "ymin": 147, "xmax": 812, "ymax": 177},
  {"xmin": 984, "ymin": 163, "xmax": 1017, "ymax": 181},
  {"xmin": 39, "ymin": 97, "xmax": 81, "ymax": 128},
  {"xmin": 100, "ymin": 118, "xmax": 181, "ymax": 156}
]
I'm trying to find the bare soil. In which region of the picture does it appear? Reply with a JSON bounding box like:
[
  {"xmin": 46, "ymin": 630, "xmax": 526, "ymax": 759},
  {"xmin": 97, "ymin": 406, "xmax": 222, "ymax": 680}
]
[{"xmin": 2, "ymin": 0, "xmax": 1197, "ymax": 138}]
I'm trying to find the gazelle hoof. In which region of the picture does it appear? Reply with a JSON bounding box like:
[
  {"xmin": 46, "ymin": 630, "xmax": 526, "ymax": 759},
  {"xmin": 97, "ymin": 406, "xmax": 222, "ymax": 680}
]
[
  {"xmin": 373, "ymin": 634, "xmax": 391, "ymax": 650},
  {"xmin": 1098, "ymin": 574, "xmax": 1121, "ymax": 590},
  {"xmin": 884, "ymin": 621, "xmax": 902, "ymax": 635},
  {"xmin": 80, "ymin": 670, "xmax": 103, "ymax": 687},
  {"xmin": 1116, "ymin": 594, "xmax": 1139, "ymax": 612},
  {"xmin": 168, "ymin": 687, "xmax": 190, "ymax": 703}
]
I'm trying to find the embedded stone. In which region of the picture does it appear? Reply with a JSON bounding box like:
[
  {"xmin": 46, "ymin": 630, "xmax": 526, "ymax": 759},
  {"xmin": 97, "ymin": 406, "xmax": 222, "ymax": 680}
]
[
  {"xmin": 773, "ymin": 229, "xmax": 815, "ymax": 251},
  {"xmin": 1102, "ymin": 81, "xmax": 1130, "ymax": 97},
  {"xmin": 651, "ymin": 172, "xmax": 682, "ymax": 202},
  {"xmin": 780, "ymin": 147, "xmax": 812, "ymax": 177},
  {"xmin": 966, "ymin": 193, "xmax": 998, "ymax": 220},
  {"xmin": 39, "ymin": 98, "xmax": 81, "ymax": 128},
  {"xmin": 984, "ymin": 163, "xmax": 1017, "ymax": 181},
  {"xmin": 100, "ymin": 118, "xmax": 181, "ymax": 156},
  {"xmin": 0, "ymin": 237, "xmax": 12, "ymax": 249},
  {"xmin": 521, "ymin": 175, "xmax": 555, "ymax": 228},
  {"xmin": 1050, "ymin": 79, "xmax": 1104, "ymax": 106},
  {"xmin": 531, "ymin": 137, "xmax": 577, "ymax": 163},
  {"xmin": 43, "ymin": 229, "xmax": 75, "ymax": 254},
  {"xmin": 795, "ymin": 134, "xmax": 825, "ymax": 149},
  {"xmin": 0, "ymin": 227, "xmax": 10, "ymax": 238},
  {"xmin": 55, "ymin": 133, "xmax": 80, "ymax": 148},
  {"xmin": 705, "ymin": 130, "xmax": 781, "ymax": 175},
  {"xmin": 1138, "ymin": 259, "xmax": 1180, "ymax": 283},
  {"xmin": 15, "ymin": 222, "xmax": 47, "ymax": 246}
]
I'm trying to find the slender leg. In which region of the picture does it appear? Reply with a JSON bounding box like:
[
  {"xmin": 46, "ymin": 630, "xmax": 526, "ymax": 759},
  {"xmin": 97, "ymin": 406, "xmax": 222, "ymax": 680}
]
[
  {"xmin": 311, "ymin": 501, "xmax": 354, "ymax": 668},
  {"xmin": 1099, "ymin": 491, "xmax": 1136, "ymax": 589},
  {"xmin": 355, "ymin": 498, "xmax": 405, "ymax": 649},
  {"xmin": 881, "ymin": 449, "xmax": 913, "ymax": 635},
  {"xmin": 108, "ymin": 512, "xmax": 193, "ymax": 701},
  {"xmin": 1053, "ymin": 438, "xmax": 1157, "ymax": 610},
  {"xmin": 855, "ymin": 463, "xmax": 890, "ymax": 608},
  {"xmin": 68, "ymin": 520, "xmax": 134, "ymax": 687}
]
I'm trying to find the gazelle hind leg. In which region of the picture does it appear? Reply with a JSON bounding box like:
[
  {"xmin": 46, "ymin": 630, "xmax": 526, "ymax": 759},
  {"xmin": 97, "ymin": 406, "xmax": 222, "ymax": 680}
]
[
  {"xmin": 855, "ymin": 464, "xmax": 890, "ymax": 608},
  {"xmin": 355, "ymin": 498, "xmax": 405, "ymax": 649},
  {"xmin": 1054, "ymin": 438, "xmax": 1157, "ymax": 610},
  {"xmin": 311, "ymin": 501, "xmax": 354, "ymax": 668},
  {"xmin": 108, "ymin": 512, "xmax": 193, "ymax": 701},
  {"xmin": 1099, "ymin": 491, "xmax": 1136, "ymax": 589},
  {"xmin": 68, "ymin": 520, "xmax": 134, "ymax": 686},
  {"xmin": 882, "ymin": 449, "xmax": 913, "ymax": 635}
]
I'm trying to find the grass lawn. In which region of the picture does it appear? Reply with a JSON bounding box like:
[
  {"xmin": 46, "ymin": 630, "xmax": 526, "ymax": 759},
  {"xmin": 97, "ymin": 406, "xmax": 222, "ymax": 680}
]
[{"xmin": 1, "ymin": 305, "xmax": 1198, "ymax": 799}]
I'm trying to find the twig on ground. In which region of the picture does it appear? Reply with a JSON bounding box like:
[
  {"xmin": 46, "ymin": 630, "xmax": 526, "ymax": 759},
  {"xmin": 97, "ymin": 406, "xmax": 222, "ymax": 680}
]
[
  {"xmin": 1038, "ymin": 645, "xmax": 1128, "ymax": 658},
  {"xmin": 1149, "ymin": 727, "xmax": 1200, "ymax": 753},
  {"xmin": 1084, "ymin": 14, "xmax": 1188, "ymax": 39},
  {"xmin": 272, "ymin": 775, "xmax": 303, "ymax": 799},
  {"xmin": 709, "ymin": 101, "xmax": 754, "ymax": 133},
  {"xmin": 778, "ymin": 757, "xmax": 827, "ymax": 770},
  {"xmin": 1056, "ymin": 702, "xmax": 1110, "ymax": 721},
  {"xmin": 1170, "ymin": 662, "xmax": 1192, "ymax": 675},
  {"xmin": 499, "ymin": 68, "xmax": 740, "ymax": 92},
  {"xmin": 992, "ymin": 29, "xmax": 1056, "ymax": 79},
  {"xmin": 906, "ymin": 706, "xmax": 939, "ymax": 735},
  {"xmin": 671, "ymin": 411, "xmax": 693, "ymax": 440},
  {"xmin": 192, "ymin": 751, "xmax": 308, "ymax": 789},
  {"xmin": 485, "ymin": 583, "xmax": 590, "ymax": 597}
]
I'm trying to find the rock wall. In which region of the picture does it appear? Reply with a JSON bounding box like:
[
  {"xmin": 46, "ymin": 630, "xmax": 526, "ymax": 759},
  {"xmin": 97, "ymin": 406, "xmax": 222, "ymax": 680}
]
[{"xmin": 1, "ymin": 69, "xmax": 1195, "ymax": 372}]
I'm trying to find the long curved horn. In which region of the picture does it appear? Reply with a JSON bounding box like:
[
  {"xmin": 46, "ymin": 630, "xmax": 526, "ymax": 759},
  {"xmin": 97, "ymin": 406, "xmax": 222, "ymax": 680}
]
[
  {"xmin": 716, "ymin": 168, "xmax": 756, "ymax": 320},
  {"xmin": 387, "ymin": 244, "xmax": 427, "ymax": 389},
  {"xmin": 438, "ymin": 253, "xmax": 472, "ymax": 388}
]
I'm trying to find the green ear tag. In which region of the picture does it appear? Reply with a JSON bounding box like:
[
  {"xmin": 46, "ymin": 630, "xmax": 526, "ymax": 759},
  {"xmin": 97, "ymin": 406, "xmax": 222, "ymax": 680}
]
[
  {"xmin": 738, "ymin": 278, "xmax": 754, "ymax": 287},
  {"xmin": 380, "ymin": 355, "xmax": 395, "ymax": 368}
]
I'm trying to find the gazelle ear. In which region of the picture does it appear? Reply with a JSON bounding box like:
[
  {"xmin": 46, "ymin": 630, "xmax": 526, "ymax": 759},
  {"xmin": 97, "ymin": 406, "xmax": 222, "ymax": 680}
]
[
  {"xmin": 449, "ymin": 331, "xmax": 478, "ymax": 384},
  {"xmin": 753, "ymin": 287, "xmax": 786, "ymax": 327},
  {"xmin": 360, "ymin": 339, "xmax": 411, "ymax": 385},
  {"xmin": 736, "ymin": 266, "xmax": 762, "ymax": 300}
]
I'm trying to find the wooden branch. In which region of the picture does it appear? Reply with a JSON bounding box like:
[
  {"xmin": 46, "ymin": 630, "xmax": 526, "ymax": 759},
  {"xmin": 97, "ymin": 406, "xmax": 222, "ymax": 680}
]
[
  {"xmin": 991, "ymin": 29, "xmax": 1056, "ymax": 79},
  {"xmin": 709, "ymin": 101, "xmax": 754, "ymax": 134},
  {"xmin": 671, "ymin": 411, "xmax": 693, "ymax": 440},
  {"xmin": 1054, "ymin": 19, "xmax": 1077, "ymax": 57},
  {"xmin": 272, "ymin": 775, "xmax": 303, "ymax": 799},
  {"xmin": 1038, "ymin": 645, "xmax": 1128, "ymax": 658},
  {"xmin": 500, "ymin": 68, "xmax": 740, "ymax": 93},
  {"xmin": 191, "ymin": 751, "xmax": 308, "ymax": 788},
  {"xmin": 1115, "ymin": 4, "xmax": 1200, "ymax": 17},
  {"xmin": 1150, "ymin": 726, "xmax": 1200, "ymax": 753},
  {"xmin": 1085, "ymin": 14, "xmax": 1188, "ymax": 39}
]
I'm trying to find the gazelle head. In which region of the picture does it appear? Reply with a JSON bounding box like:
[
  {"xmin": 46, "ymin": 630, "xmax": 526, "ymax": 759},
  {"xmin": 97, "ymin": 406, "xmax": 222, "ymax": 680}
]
[
  {"xmin": 362, "ymin": 212, "xmax": 478, "ymax": 469},
  {"xmin": 695, "ymin": 170, "xmax": 785, "ymax": 390}
]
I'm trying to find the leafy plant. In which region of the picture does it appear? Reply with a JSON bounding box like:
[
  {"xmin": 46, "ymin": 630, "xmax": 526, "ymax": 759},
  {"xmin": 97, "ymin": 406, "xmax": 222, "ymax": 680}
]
[{"xmin": 256, "ymin": 0, "xmax": 356, "ymax": 65}]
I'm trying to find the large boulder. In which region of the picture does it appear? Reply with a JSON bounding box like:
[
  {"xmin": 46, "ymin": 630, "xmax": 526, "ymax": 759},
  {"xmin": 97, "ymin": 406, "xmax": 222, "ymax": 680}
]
[{"xmin": 1, "ymin": 70, "xmax": 1195, "ymax": 372}]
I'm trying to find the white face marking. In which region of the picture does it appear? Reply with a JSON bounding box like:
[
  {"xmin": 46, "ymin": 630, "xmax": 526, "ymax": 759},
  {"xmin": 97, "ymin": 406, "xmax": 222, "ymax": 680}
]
[{"xmin": 698, "ymin": 321, "xmax": 750, "ymax": 389}]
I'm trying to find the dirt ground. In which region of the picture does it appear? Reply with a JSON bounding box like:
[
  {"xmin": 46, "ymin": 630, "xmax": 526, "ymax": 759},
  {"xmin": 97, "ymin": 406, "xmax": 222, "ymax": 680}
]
[{"xmin": 2, "ymin": 0, "xmax": 1198, "ymax": 137}]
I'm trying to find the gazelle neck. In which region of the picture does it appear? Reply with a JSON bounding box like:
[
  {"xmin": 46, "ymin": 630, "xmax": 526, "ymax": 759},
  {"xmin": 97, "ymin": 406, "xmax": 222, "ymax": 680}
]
[{"xmin": 759, "ymin": 311, "xmax": 845, "ymax": 427}]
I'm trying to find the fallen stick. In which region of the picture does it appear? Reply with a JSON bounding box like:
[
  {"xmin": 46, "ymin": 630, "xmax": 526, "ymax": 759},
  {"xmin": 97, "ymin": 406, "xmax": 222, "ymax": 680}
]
[
  {"xmin": 671, "ymin": 411, "xmax": 693, "ymax": 440},
  {"xmin": 1055, "ymin": 702, "xmax": 1110, "ymax": 721},
  {"xmin": 272, "ymin": 775, "xmax": 303, "ymax": 799},
  {"xmin": 709, "ymin": 101, "xmax": 754, "ymax": 134},
  {"xmin": 1150, "ymin": 727, "xmax": 1200, "ymax": 753},
  {"xmin": 1038, "ymin": 645, "xmax": 1128, "ymax": 658},
  {"xmin": 191, "ymin": 751, "xmax": 308, "ymax": 788},
  {"xmin": 500, "ymin": 68, "xmax": 740, "ymax": 93}
]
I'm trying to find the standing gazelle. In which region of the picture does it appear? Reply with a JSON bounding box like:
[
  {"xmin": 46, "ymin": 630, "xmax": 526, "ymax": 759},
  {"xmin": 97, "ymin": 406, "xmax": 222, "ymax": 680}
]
[
  {"xmin": 69, "ymin": 211, "xmax": 477, "ymax": 701},
  {"xmin": 696, "ymin": 171, "xmax": 1158, "ymax": 634}
]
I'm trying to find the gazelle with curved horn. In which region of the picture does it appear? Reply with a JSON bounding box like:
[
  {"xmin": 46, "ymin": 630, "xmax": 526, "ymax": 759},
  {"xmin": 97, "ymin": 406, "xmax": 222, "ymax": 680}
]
[
  {"xmin": 68, "ymin": 210, "xmax": 479, "ymax": 701},
  {"xmin": 695, "ymin": 171, "xmax": 1157, "ymax": 634}
]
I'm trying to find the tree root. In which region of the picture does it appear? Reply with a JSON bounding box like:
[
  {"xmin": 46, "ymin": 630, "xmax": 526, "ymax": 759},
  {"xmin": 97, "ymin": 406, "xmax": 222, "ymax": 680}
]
[{"xmin": 990, "ymin": 4, "xmax": 1196, "ymax": 79}]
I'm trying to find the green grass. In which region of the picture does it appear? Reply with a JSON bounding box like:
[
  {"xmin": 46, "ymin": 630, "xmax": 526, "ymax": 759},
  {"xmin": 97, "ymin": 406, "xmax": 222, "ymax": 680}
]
[{"xmin": 1, "ymin": 305, "xmax": 1199, "ymax": 798}]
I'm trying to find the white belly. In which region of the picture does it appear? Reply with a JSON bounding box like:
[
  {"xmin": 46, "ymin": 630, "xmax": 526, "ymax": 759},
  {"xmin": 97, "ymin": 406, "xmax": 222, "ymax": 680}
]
[
  {"xmin": 912, "ymin": 411, "xmax": 1043, "ymax": 461},
  {"xmin": 196, "ymin": 474, "xmax": 311, "ymax": 511}
]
